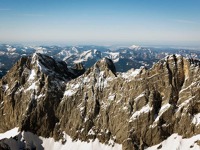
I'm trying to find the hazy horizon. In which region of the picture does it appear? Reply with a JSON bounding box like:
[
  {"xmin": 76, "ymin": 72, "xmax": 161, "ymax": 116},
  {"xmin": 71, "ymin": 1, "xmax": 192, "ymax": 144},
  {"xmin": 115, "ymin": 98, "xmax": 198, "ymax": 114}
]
[{"xmin": 0, "ymin": 0, "xmax": 200, "ymax": 46}]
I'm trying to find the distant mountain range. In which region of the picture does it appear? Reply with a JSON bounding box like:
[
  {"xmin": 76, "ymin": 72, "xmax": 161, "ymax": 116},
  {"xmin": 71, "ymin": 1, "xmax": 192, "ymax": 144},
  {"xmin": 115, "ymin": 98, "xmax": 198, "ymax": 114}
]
[{"xmin": 0, "ymin": 44, "xmax": 200, "ymax": 78}]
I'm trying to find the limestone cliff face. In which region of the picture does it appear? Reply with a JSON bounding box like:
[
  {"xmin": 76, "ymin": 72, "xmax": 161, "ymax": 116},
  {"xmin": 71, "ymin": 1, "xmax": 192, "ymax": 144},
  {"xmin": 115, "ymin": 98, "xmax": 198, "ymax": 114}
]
[
  {"xmin": 0, "ymin": 53, "xmax": 83, "ymax": 136},
  {"xmin": 0, "ymin": 54, "xmax": 200, "ymax": 150}
]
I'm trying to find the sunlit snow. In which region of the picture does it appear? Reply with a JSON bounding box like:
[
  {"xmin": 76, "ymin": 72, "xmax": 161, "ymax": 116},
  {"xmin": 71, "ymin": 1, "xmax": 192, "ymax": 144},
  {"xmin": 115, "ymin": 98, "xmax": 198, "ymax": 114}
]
[
  {"xmin": 192, "ymin": 113, "xmax": 200, "ymax": 126},
  {"xmin": 129, "ymin": 104, "xmax": 152, "ymax": 121},
  {"xmin": 0, "ymin": 127, "xmax": 19, "ymax": 140},
  {"xmin": 122, "ymin": 69, "xmax": 141, "ymax": 79},
  {"xmin": 146, "ymin": 133, "xmax": 200, "ymax": 150},
  {"xmin": 28, "ymin": 69, "xmax": 37, "ymax": 81},
  {"xmin": 0, "ymin": 128, "xmax": 122, "ymax": 150},
  {"xmin": 64, "ymin": 89, "xmax": 75, "ymax": 97}
]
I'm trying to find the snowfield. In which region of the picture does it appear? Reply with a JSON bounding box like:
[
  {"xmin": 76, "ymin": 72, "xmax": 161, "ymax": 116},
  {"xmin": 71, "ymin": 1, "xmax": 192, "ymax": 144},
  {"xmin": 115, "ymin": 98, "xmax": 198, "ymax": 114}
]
[
  {"xmin": 41, "ymin": 133, "xmax": 122, "ymax": 150},
  {"xmin": 146, "ymin": 134, "xmax": 200, "ymax": 150},
  {"xmin": 1, "ymin": 128, "xmax": 200, "ymax": 150},
  {"xmin": 0, "ymin": 128, "xmax": 122, "ymax": 150},
  {"xmin": 0, "ymin": 128, "xmax": 19, "ymax": 140}
]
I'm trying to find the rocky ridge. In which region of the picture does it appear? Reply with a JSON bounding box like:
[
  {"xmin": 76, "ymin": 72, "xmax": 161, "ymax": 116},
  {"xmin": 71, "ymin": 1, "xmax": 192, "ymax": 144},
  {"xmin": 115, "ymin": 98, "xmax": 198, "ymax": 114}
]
[{"xmin": 0, "ymin": 53, "xmax": 200, "ymax": 150}]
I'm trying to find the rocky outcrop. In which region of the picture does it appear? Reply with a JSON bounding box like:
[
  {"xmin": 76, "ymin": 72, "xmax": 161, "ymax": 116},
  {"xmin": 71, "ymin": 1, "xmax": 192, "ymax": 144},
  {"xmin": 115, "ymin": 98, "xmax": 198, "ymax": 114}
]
[
  {"xmin": 0, "ymin": 53, "xmax": 84, "ymax": 136},
  {"xmin": 0, "ymin": 54, "xmax": 200, "ymax": 150}
]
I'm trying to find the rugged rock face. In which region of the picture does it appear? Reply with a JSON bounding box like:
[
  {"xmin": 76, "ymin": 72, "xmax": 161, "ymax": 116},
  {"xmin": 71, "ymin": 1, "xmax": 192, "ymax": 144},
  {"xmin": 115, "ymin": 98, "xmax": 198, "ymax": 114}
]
[
  {"xmin": 0, "ymin": 53, "xmax": 84, "ymax": 136},
  {"xmin": 0, "ymin": 54, "xmax": 200, "ymax": 150}
]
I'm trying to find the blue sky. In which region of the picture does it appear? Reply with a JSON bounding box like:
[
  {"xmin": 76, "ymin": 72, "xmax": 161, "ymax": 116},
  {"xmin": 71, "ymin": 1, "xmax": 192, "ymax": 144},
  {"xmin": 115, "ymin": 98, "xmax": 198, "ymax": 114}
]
[{"xmin": 0, "ymin": 0, "xmax": 200, "ymax": 46}]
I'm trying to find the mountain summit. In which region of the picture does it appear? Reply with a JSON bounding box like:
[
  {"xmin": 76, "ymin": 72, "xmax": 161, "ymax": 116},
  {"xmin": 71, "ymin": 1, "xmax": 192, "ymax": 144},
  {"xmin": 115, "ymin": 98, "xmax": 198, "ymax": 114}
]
[
  {"xmin": 0, "ymin": 54, "xmax": 200, "ymax": 150},
  {"xmin": 129, "ymin": 45, "xmax": 140, "ymax": 50}
]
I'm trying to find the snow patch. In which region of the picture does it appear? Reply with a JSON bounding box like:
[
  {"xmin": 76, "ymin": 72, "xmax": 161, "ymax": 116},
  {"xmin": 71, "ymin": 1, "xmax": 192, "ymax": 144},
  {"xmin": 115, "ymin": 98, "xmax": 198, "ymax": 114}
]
[
  {"xmin": 83, "ymin": 77, "xmax": 89, "ymax": 84},
  {"xmin": 37, "ymin": 94, "xmax": 45, "ymax": 99},
  {"xmin": 177, "ymin": 96, "xmax": 195, "ymax": 113},
  {"xmin": 88, "ymin": 129, "xmax": 95, "ymax": 135},
  {"xmin": 48, "ymin": 132, "xmax": 122, "ymax": 150},
  {"xmin": 146, "ymin": 133, "xmax": 200, "ymax": 150},
  {"xmin": 134, "ymin": 93, "xmax": 145, "ymax": 102},
  {"xmin": 2, "ymin": 84, "xmax": 9, "ymax": 91},
  {"xmin": 0, "ymin": 127, "xmax": 19, "ymax": 140},
  {"xmin": 130, "ymin": 104, "xmax": 152, "ymax": 121},
  {"xmin": 73, "ymin": 83, "xmax": 80, "ymax": 89},
  {"xmin": 154, "ymin": 103, "xmax": 171, "ymax": 122},
  {"xmin": 0, "ymin": 128, "xmax": 121, "ymax": 150},
  {"xmin": 25, "ymin": 82, "xmax": 38, "ymax": 92},
  {"xmin": 64, "ymin": 90, "xmax": 75, "ymax": 97},
  {"xmin": 31, "ymin": 53, "xmax": 48, "ymax": 72},
  {"xmin": 74, "ymin": 50, "xmax": 95, "ymax": 63},
  {"xmin": 74, "ymin": 59, "xmax": 84, "ymax": 64},
  {"xmin": 108, "ymin": 94, "xmax": 115, "ymax": 101},
  {"xmin": 7, "ymin": 47, "xmax": 16, "ymax": 52},
  {"xmin": 104, "ymin": 52, "xmax": 119, "ymax": 62},
  {"xmin": 24, "ymin": 83, "xmax": 38, "ymax": 92},
  {"xmin": 179, "ymin": 82, "xmax": 199, "ymax": 94},
  {"xmin": 28, "ymin": 69, "xmax": 37, "ymax": 81},
  {"xmin": 192, "ymin": 113, "xmax": 200, "ymax": 126},
  {"xmin": 122, "ymin": 69, "xmax": 141, "ymax": 79}
]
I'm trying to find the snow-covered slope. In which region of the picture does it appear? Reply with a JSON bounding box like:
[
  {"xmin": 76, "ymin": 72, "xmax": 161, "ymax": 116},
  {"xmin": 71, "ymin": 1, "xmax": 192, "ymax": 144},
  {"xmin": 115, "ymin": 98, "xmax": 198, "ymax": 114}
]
[
  {"xmin": 1, "ymin": 129, "xmax": 200, "ymax": 150},
  {"xmin": 146, "ymin": 134, "xmax": 200, "ymax": 150},
  {"xmin": 0, "ymin": 128, "xmax": 122, "ymax": 150}
]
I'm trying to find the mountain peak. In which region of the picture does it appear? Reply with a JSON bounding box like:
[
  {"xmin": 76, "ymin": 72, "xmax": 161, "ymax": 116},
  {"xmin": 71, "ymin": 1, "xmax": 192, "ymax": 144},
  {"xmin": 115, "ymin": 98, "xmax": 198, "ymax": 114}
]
[
  {"xmin": 31, "ymin": 53, "xmax": 65, "ymax": 72},
  {"xmin": 95, "ymin": 57, "xmax": 117, "ymax": 77},
  {"xmin": 30, "ymin": 53, "xmax": 85, "ymax": 80},
  {"xmin": 129, "ymin": 44, "xmax": 140, "ymax": 50}
]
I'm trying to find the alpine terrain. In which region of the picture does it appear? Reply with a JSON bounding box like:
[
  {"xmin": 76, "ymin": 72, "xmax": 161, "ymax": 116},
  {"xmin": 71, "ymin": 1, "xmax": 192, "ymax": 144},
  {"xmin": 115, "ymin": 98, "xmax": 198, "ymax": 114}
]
[{"xmin": 0, "ymin": 53, "xmax": 200, "ymax": 150}]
